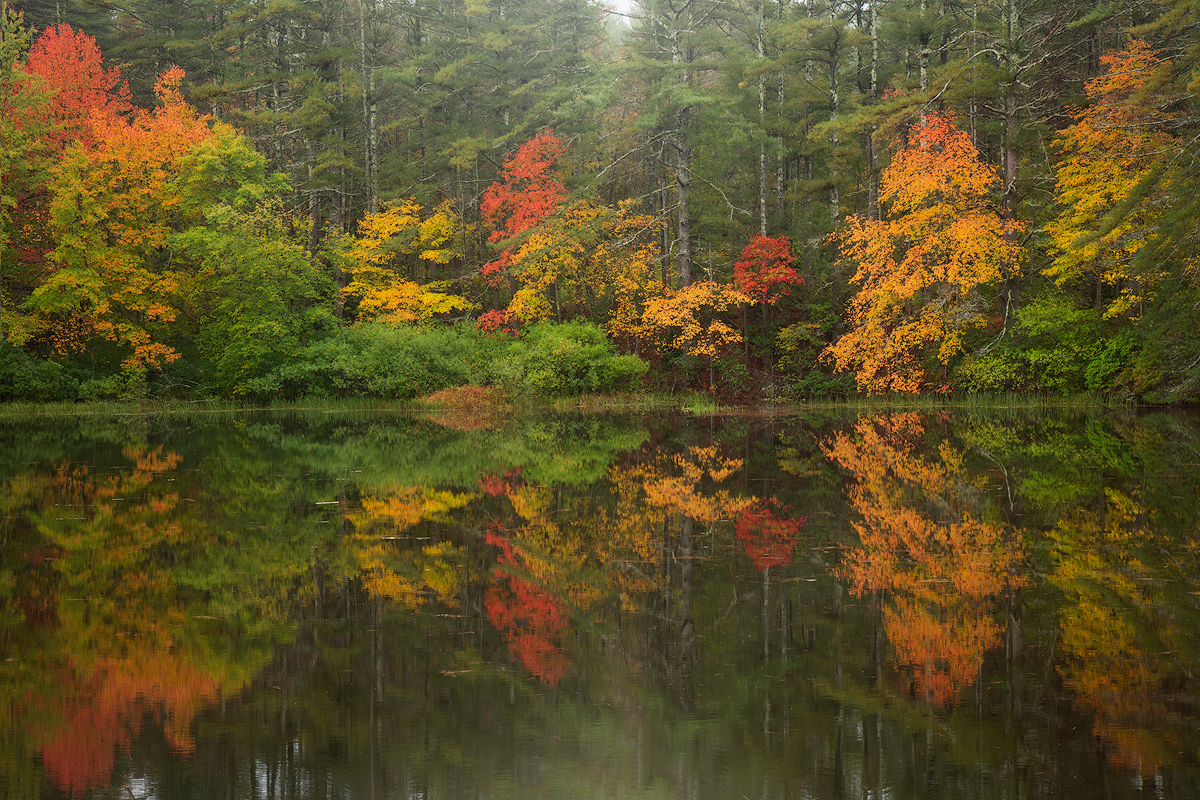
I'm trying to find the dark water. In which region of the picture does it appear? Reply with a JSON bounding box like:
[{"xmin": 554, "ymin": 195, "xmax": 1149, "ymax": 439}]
[{"xmin": 3, "ymin": 406, "xmax": 1200, "ymax": 799}]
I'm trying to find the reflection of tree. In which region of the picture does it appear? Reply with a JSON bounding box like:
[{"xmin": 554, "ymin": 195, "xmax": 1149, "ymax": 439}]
[
  {"xmin": 7, "ymin": 446, "xmax": 241, "ymax": 796},
  {"xmin": 346, "ymin": 484, "xmax": 472, "ymax": 607},
  {"xmin": 1050, "ymin": 487, "xmax": 1197, "ymax": 774},
  {"xmin": 826, "ymin": 414, "xmax": 1023, "ymax": 706},
  {"xmin": 485, "ymin": 526, "xmax": 570, "ymax": 685},
  {"xmin": 32, "ymin": 644, "xmax": 220, "ymax": 796},
  {"xmin": 736, "ymin": 498, "xmax": 804, "ymax": 570}
]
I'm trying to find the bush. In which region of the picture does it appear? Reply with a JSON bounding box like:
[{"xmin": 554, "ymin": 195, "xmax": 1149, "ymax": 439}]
[
  {"xmin": 956, "ymin": 295, "xmax": 1103, "ymax": 394},
  {"xmin": 491, "ymin": 320, "xmax": 647, "ymax": 397},
  {"xmin": 0, "ymin": 343, "xmax": 78, "ymax": 401},
  {"xmin": 273, "ymin": 322, "xmax": 507, "ymax": 399}
]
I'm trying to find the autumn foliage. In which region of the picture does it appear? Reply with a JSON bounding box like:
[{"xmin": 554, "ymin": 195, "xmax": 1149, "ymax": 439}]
[
  {"xmin": 733, "ymin": 235, "xmax": 801, "ymax": 305},
  {"xmin": 481, "ymin": 130, "xmax": 569, "ymax": 243},
  {"xmin": 735, "ymin": 497, "xmax": 805, "ymax": 570},
  {"xmin": 1045, "ymin": 42, "xmax": 1185, "ymax": 319},
  {"xmin": 826, "ymin": 115, "xmax": 1024, "ymax": 393},
  {"xmin": 826, "ymin": 414, "xmax": 1024, "ymax": 705},
  {"xmin": 24, "ymin": 23, "xmax": 132, "ymax": 149},
  {"xmin": 485, "ymin": 527, "xmax": 571, "ymax": 685}
]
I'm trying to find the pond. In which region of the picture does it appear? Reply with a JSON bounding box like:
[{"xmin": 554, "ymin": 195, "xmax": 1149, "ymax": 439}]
[{"xmin": 3, "ymin": 406, "xmax": 1200, "ymax": 799}]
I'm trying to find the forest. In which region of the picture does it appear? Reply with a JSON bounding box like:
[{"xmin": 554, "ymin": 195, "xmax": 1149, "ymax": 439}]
[{"xmin": 0, "ymin": 0, "xmax": 1197, "ymax": 402}]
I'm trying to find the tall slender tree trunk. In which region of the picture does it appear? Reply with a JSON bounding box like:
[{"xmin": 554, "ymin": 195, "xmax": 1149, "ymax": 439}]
[
  {"xmin": 758, "ymin": 0, "xmax": 768, "ymax": 236},
  {"xmin": 867, "ymin": 0, "xmax": 879, "ymax": 219},
  {"xmin": 672, "ymin": 29, "xmax": 693, "ymax": 287},
  {"xmin": 357, "ymin": 0, "xmax": 379, "ymax": 214}
]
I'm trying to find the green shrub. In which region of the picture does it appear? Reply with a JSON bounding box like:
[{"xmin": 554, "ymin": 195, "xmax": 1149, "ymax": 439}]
[
  {"xmin": 957, "ymin": 295, "xmax": 1103, "ymax": 394},
  {"xmin": 492, "ymin": 320, "xmax": 647, "ymax": 397},
  {"xmin": 272, "ymin": 322, "xmax": 510, "ymax": 399},
  {"xmin": 0, "ymin": 343, "xmax": 78, "ymax": 401}
]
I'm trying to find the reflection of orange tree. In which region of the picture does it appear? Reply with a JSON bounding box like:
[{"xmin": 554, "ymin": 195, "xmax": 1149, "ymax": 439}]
[
  {"xmin": 603, "ymin": 446, "xmax": 754, "ymax": 598},
  {"xmin": 17, "ymin": 446, "xmax": 237, "ymax": 796},
  {"xmin": 825, "ymin": 414, "xmax": 1023, "ymax": 705},
  {"xmin": 1050, "ymin": 488, "xmax": 1192, "ymax": 773},
  {"xmin": 32, "ymin": 643, "xmax": 221, "ymax": 796}
]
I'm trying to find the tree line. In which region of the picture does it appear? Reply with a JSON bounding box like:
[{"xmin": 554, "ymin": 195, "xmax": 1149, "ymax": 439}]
[{"xmin": 0, "ymin": 0, "xmax": 1197, "ymax": 400}]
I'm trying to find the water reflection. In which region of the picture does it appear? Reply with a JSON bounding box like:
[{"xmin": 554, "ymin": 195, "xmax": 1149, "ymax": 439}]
[{"xmin": 2, "ymin": 408, "xmax": 1200, "ymax": 798}]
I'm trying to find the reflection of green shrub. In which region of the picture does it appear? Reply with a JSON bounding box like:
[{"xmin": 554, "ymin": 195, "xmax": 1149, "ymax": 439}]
[{"xmin": 493, "ymin": 321, "xmax": 647, "ymax": 397}]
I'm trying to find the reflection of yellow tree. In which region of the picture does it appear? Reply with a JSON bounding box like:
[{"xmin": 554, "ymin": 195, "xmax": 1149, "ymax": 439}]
[
  {"xmin": 629, "ymin": 446, "xmax": 752, "ymax": 523},
  {"xmin": 825, "ymin": 414, "xmax": 1023, "ymax": 706},
  {"xmin": 1050, "ymin": 488, "xmax": 1191, "ymax": 773},
  {"xmin": 346, "ymin": 485, "xmax": 472, "ymax": 608}
]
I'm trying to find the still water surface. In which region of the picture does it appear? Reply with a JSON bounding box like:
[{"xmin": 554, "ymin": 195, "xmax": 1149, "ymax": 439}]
[{"xmin": 3, "ymin": 407, "xmax": 1200, "ymax": 799}]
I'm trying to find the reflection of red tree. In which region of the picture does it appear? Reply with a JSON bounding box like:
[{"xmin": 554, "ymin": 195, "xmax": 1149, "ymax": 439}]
[
  {"xmin": 479, "ymin": 468, "xmax": 522, "ymax": 497},
  {"xmin": 735, "ymin": 498, "xmax": 805, "ymax": 570},
  {"xmin": 484, "ymin": 529, "xmax": 570, "ymax": 685},
  {"xmin": 33, "ymin": 652, "xmax": 220, "ymax": 795}
]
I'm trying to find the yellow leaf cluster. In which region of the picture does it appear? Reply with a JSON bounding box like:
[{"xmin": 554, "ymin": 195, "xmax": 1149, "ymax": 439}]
[
  {"xmin": 344, "ymin": 199, "xmax": 469, "ymax": 323},
  {"xmin": 640, "ymin": 281, "xmax": 749, "ymax": 358},
  {"xmin": 501, "ymin": 199, "xmax": 662, "ymax": 325},
  {"xmin": 1044, "ymin": 42, "xmax": 1183, "ymax": 319}
]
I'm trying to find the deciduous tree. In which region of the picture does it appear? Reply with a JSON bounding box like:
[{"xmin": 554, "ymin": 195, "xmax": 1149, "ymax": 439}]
[{"xmin": 825, "ymin": 114, "xmax": 1023, "ymax": 393}]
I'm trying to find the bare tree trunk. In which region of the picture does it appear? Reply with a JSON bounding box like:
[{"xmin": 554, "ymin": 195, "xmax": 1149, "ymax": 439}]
[
  {"xmin": 758, "ymin": 0, "xmax": 768, "ymax": 236},
  {"xmin": 357, "ymin": 0, "xmax": 379, "ymax": 214},
  {"xmin": 867, "ymin": 0, "xmax": 879, "ymax": 219},
  {"xmin": 672, "ymin": 28, "xmax": 693, "ymax": 287}
]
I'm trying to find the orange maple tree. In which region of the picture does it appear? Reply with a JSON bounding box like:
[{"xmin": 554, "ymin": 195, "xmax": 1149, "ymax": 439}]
[
  {"xmin": 24, "ymin": 66, "xmax": 214, "ymax": 369},
  {"xmin": 825, "ymin": 115, "xmax": 1024, "ymax": 393}
]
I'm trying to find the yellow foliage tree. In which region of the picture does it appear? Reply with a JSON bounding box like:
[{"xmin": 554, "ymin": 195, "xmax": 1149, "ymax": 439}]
[
  {"xmin": 344, "ymin": 198, "xmax": 470, "ymax": 324},
  {"xmin": 1044, "ymin": 41, "xmax": 1185, "ymax": 319},
  {"xmin": 497, "ymin": 199, "xmax": 662, "ymax": 325}
]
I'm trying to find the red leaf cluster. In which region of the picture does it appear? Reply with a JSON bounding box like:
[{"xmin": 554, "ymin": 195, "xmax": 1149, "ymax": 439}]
[
  {"xmin": 735, "ymin": 497, "xmax": 804, "ymax": 570},
  {"xmin": 480, "ymin": 130, "xmax": 567, "ymax": 243},
  {"xmin": 733, "ymin": 235, "xmax": 801, "ymax": 305},
  {"xmin": 476, "ymin": 308, "xmax": 522, "ymax": 336},
  {"xmin": 24, "ymin": 23, "xmax": 132, "ymax": 150}
]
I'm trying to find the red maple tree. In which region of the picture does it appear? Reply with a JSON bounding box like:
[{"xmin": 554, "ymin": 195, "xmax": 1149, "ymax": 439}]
[
  {"xmin": 733, "ymin": 235, "xmax": 801, "ymax": 305},
  {"xmin": 24, "ymin": 23, "xmax": 132, "ymax": 150},
  {"xmin": 479, "ymin": 131, "xmax": 568, "ymax": 288}
]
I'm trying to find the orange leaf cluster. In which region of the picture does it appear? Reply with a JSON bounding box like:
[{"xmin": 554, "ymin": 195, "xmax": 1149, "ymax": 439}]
[{"xmin": 826, "ymin": 115, "xmax": 1023, "ymax": 393}]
